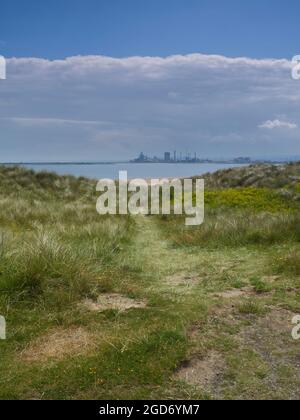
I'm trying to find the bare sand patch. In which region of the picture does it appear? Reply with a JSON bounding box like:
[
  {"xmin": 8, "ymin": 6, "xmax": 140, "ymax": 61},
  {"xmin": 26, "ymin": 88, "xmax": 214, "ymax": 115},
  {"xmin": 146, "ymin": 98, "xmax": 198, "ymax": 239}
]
[
  {"xmin": 239, "ymin": 307, "xmax": 295, "ymax": 340},
  {"xmin": 236, "ymin": 307, "xmax": 299, "ymax": 381},
  {"xmin": 21, "ymin": 327, "xmax": 95, "ymax": 363},
  {"xmin": 214, "ymin": 287, "xmax": 254, "ymax": 299},
  {"xmin": 232, "ymin": 306, "xmax": 300, "ymax": 392},
  {"xmin": 82, "ymin": 293, "xmax": 147, "ymax": 312},
  {"xmin": 261, "ymin": 307, "xmax": 295, "ymax": 331},
  {"xmin": 174, "ymin": 351, "xmax": 224, "ymax": 389},
  {"xmin": 164, "ymin": 274, "xmax": 202, "ymax": 287}
]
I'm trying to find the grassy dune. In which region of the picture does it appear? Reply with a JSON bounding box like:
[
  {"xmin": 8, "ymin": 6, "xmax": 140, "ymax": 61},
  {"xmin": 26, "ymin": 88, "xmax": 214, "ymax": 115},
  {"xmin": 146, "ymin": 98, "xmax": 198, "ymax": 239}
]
[{"xmin": 0, "ymin": 164, "xmax": 300, "ymax": 400}]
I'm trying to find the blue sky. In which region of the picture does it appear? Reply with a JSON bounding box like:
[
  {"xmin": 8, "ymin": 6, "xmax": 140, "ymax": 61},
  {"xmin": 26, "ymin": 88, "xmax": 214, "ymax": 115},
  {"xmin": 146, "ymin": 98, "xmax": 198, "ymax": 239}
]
[
  {"xmin": 0, "ymin": 1, "xmax": 300, "ymax": 161},
  {"xmin": 1, "ymin": 0, "xmax": 299, "ymax": 60}
]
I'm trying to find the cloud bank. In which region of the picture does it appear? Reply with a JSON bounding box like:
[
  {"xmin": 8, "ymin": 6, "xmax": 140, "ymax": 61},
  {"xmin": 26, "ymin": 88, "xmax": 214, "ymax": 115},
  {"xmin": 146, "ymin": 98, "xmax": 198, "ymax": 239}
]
[{"xmin": 0, "ymin": 53, "xmax": 299, "ymax": 161}]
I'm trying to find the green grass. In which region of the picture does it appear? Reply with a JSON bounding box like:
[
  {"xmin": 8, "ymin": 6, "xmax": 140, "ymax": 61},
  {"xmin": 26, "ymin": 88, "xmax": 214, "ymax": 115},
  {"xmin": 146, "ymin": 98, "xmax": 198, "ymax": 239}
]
[
  {"xmin": 274, "ymin": 250, "xmax": 300, "ymax": 276},
  {"xmin": 237, "ymin": 300, "xmax": 265, "ymax": 315},
  {"xmin": 249, "ymin": 277, "xmax": 272, "ymax": 294},
  {"xmin": 160, "ymin": 211, "xmax": 300, "ymax": 248},
  {"xmin": 0, "ymin": 164, "xmax": 300, "ymax": 400}
]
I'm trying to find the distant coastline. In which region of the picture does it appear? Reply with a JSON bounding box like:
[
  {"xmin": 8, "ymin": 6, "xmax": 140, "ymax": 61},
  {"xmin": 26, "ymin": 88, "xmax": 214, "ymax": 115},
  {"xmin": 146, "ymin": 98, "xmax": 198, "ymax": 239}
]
[
  {"xmin": 0, "ymin": 161, "xmax": 126, "ymax": 166},
  {"xmin": 0, "ymin": 157, "xmax": 292, "ymax": 166},
  {"xmin": 129, "ymin": 152, "xmax": 293, "ymax": 165}
]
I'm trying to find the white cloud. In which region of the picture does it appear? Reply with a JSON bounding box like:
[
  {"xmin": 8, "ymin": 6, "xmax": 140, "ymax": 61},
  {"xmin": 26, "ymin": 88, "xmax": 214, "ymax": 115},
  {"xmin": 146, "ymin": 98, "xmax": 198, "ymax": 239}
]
[
  {"xmin": 259, "ymin": 119, "xmax": 297, "ymax": 130},
  {"xmin": 0, "ymin": 53, "xmax": 299, "ymax": 161}
]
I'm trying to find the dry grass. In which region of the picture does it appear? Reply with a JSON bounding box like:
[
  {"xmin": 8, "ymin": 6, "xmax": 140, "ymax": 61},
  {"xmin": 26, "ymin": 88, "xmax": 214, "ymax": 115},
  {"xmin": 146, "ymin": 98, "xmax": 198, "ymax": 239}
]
[
  {"xmin": 164, "ymin": 212, "xmax": 300, "ymax": 248},
  {"xmin": 21, "ymin": 327, "xmax": 96, "ymax": 363}
]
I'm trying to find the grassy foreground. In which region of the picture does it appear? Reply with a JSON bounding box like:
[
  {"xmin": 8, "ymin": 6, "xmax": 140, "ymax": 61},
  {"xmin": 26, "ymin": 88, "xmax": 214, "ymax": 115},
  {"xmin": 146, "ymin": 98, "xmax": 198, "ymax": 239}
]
[{"xmin": 0, "ymin": 164, "xmax": 300, "ymax": 400}]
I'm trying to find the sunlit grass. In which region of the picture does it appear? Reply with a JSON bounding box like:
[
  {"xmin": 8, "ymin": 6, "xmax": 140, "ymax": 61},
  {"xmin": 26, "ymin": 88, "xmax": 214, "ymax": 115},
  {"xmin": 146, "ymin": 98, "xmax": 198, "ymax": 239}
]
[{"xmin": 1, "ymin": 164, "xmax": 300, "ymax": 400}]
